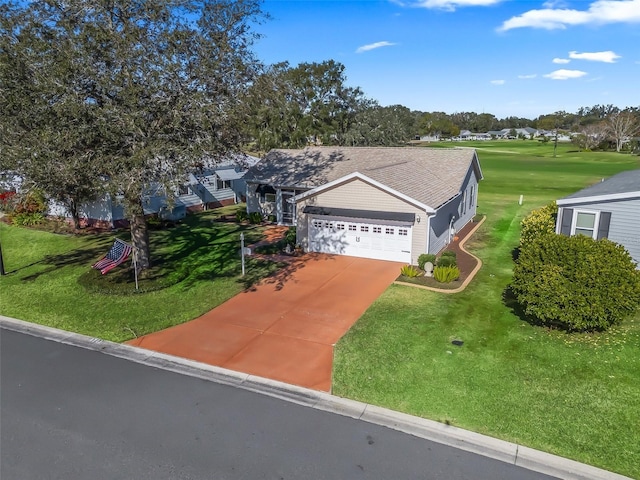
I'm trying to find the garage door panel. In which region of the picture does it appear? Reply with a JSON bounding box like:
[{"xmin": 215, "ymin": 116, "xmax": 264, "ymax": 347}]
[{"xmin": 309, "ymin": 216, "xmax": 411, "ymax": 263}]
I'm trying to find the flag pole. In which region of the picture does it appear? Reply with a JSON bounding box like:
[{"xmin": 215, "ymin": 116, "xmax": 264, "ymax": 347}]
[{"xmin": 133, "ymin": 246, "xmax": 139, "ymax": 291}]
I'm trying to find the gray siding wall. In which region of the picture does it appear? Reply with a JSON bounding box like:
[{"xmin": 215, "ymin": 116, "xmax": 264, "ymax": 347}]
[
  {"xmin": 81, "ymin": 197, "xmax": 116, "ymax": 221},
  {"xmin": 295, "ymin": 178, "xmax": 429, "ymax": 265},
  {"xmin": 429, "ymin": 167, "xmax": 479, "ymax": 254},
  {"xmin": 246, "ymin": 183, "xmax": 275, "ymax": 217},
  {"xmin": 558, "ymin": 198, "xmax": 640, "ymax": 267}
]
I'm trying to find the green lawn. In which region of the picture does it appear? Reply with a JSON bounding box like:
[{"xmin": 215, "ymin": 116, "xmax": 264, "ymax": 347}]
[
  {"xmin": 334, "ymin": 141, "xmax": 640, "ymax": 478},
  {"xmin": 0, "ymin": 207, "xmax": 278, "ymax": 342},
  {"xmin": 2, "ymin": 142, "xmax": 639, "ymax": 477}
]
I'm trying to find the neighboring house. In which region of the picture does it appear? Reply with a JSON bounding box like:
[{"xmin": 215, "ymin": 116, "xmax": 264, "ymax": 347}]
[
  {"xmin": 6, "ymin": 154, "xmax": 258, "ymax": 229},
  {"xmin": 179, "ymin": 155, "xmax": 260, "ymax": 212},
  {"xmin": 556, "ymin": 169, "xmax": 640, "ymax": 268},
  {"xmin": 487, "ymin": 130, "xmax": 507, "ymax": 139},
  {"xmin": 245, "ymin": 147, "xmax": 483, "ymax": 264}
]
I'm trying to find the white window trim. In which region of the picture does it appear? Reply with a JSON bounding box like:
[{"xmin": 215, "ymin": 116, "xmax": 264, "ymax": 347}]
[{"xmin": 570, "ymin": 209, "xmax": 600, "ymax": 239}]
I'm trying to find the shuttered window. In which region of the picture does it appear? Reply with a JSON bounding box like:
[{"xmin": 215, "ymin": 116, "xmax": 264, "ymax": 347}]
[{"xmin": 575, "ymin": 212, "xmax": 597, "ymax": 237}]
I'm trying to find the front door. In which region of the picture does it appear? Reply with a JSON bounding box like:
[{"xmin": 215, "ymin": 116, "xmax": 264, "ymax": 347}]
[{"xmin": 282, "ymin": 191, "xmax": 296, "ymax": 225}]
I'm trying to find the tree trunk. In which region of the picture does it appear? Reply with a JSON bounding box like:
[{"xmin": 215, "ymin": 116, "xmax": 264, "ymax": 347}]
[
  {"xmin": 69, "ymin": 199, "xmax": 81, "ymax": 230},
  {"xmin": 127, "ymin": 196, "xmax": 151, "ymax": 271}
]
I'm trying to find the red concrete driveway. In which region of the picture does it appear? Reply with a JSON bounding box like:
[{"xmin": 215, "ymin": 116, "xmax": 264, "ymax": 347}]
[{"xmin": 128, "ymin": 254, "xmax": 401, "ymax": 391}]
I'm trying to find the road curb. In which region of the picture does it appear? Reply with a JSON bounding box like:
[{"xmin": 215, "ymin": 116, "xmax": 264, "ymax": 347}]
[{"xmin": 0, "ymin": 315, "xmax": 631, "ymax": 480}]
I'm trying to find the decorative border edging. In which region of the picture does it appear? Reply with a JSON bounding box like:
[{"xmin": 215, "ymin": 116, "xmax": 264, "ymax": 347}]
[{"xmin": 393, "ymin": 215, "xmax": 486, "ymax": 294}]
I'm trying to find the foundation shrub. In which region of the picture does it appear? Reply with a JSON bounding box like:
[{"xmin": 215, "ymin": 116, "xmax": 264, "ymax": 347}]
[
  {"xmin": 284, "ymin": 227, "xmax": 297, "ymax": 248},
  {"xmin": 436, "ymin": 255, "xmax": 457, "ymax": 268},
  {"xmin": 433, "ymin": 265, "xmax": 460, "ymax": 283},
  {"xmin": 249, "ymin": 212, "xmax": 262, "ymax": 224},
  {"xmin": 400, "ymin": 265, "xmax": 421, "ymax": 278},
  {"xmin": 511, "ymin": 234, "xmax": 640, "ymax": 331},
  {"xmin": 417, "ymin": 253, "xmax": 436, "ymax": 270},
  {"xmin": 519, "ymin": 201, "xmax": 558, "ymax": 246},
  {"xmin": 236, "ymin": 209, "xmax": 249, "ymax": 222},
  {"xmin": 12, "ymin": 212, "xmax": 45, "ymax": 226}
]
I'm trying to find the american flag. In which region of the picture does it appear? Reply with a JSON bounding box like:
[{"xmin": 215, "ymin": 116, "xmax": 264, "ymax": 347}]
[{"xmin": 92, "ymin": 238, "xmax": 132, "ymax": 275}]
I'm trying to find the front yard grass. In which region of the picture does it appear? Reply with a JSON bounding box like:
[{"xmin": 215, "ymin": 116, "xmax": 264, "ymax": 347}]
[
  {"xmin": 334, "ymin": 142, "xmax": 640, "ymax": 478},
  {"xmin": 0, "ymin": 207, "xmax": 280, "ymax": 342}
]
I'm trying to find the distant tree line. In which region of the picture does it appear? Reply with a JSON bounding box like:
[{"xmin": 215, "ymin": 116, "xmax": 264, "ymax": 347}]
[{"xmin": 240, "ymin": 60, "xmax": 640, "ymax": 152}]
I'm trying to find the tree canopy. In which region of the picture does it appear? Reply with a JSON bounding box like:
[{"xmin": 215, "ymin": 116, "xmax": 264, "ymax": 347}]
[{"xmin": 1, "ymin": 0, "xmax": 265, "ymax": 270}]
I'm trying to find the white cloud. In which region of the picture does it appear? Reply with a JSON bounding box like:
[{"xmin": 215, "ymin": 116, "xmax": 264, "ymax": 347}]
[
  {"xmin": 355, "ymin": 41, "xmax": 397, "ymax": 53},
  {"xmin": 412, "ymin": 0, "xmax": 503, "ymax": 11},
  {"xmin": 491, "ymin": 79, "xmax": 505, "ymax": 85},
  {"xmin": 553, "ymin": 58, "xmax": 570, "ymax": 64},
  {"xmin": 569, "ymin": 50, "xmax": 621, "ymax": 62},
  {"xmin": 543, "ymin": 69, "xmax": 588, "ymax": 80},
  {"xmin": 518, "ymin": 74, "xmax": 537, "ymax": 79},
  {"xmin": 498, "ymin": 0, "xmax": 640, "ymax": 31}
]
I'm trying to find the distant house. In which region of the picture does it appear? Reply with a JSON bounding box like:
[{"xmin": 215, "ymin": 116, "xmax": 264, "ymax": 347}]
[
  {"xmin": 456, "ymin": 130, "xmax": 490, "ymax": 141},
  {"xmin": 556, "ymin": 169, "xmax": 640, "ymax": 268},
  {"xmin": 244, "ymin": 147, "xmax": 483, "ymax": 264}
]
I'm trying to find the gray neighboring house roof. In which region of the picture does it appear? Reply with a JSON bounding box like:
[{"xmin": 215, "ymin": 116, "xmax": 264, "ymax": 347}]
[
  {"xmin": 557, "ymin": 169, "xmax": 640, "ymax": 205},
  {"xmin": 245, "ymin": 147, "xmax": 483, "ymax": 209}
]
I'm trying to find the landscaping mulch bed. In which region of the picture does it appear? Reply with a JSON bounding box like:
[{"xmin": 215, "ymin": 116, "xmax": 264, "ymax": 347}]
[{"xmin": 396, "ymin": 218, "xmax": 481, "ymax": 290}]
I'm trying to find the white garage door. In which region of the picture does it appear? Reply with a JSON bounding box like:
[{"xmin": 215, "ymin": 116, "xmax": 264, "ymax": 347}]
[{"xmin": 308, "ymin": 217, "xmax": 412, "ymax": 263}]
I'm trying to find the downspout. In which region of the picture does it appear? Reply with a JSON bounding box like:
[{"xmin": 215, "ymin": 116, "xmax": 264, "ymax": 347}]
[
  {"xmin": 425, "ymin": 210, "xmax": 431, "ymax": 255},
  {"xmin": 448, "ymin": 215, "xmax": 456, "ymax": 244}
]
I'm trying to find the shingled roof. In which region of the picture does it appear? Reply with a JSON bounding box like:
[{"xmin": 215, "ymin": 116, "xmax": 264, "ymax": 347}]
[
  {"xmin": 558, "ymin": 169, "xmax": 640, "ymax": 204},
  {"xmin": 245, "ymin": 147, "xmax": 482, "ymax": 209}
]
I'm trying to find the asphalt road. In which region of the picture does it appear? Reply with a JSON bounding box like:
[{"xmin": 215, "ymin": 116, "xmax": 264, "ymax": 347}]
[{"xmin": 0, "ymin": 328, "xmax": 555, "ymax": 480}]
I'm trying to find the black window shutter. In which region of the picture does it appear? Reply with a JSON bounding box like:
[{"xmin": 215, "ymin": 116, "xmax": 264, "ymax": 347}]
[
  {"xmin": 597, "ymin": 212, "xmax": 611, "ymax": 239},
  {"xmin": 560, "ymin": 208, "xmax": 573, "ymax": 236}
]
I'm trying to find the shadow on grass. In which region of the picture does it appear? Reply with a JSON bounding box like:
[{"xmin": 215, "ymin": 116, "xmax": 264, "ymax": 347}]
[
  {"xmin": 15, "ymin": 237, "xmax": 113, "ymax": 281},
  {"xmin": 13, "ymin": 211, "xmax": 284, "ymax": 294},
  {"xmin": 503, "ymin": 285, "xmax": 566, "ymax": 331}
]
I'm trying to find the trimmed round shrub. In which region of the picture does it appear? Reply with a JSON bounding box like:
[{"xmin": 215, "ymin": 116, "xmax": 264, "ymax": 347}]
[
  {"xmin": 519, "ymin": 201, "xmax": 558, "ymax": 246},
  {"xmin": 436, "ymin": 255, "xmax": 456, "ymax": 268},
  {"xmin": 418, "ymin": 253, "xmax": 436, "ymax": 270},
  {"xmin": 511, "ymin": 234, "xmax": 640, "ymax": 331}
]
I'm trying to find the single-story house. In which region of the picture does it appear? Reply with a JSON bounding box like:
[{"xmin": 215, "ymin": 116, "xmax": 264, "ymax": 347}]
[
  {"xmin": 5, "ymin": 154, "xmax": 258, "ymax": 229},
  {"xmin": 179, "ymin": 154, "xmax": 260, "ymax": 212},
  {"xmin": 556, "ymin": 169, "xmax": 640, "ymax": 268},
  {"xmin": 245, "ymin": 147, "xmax": 483, "ymax": 264}
]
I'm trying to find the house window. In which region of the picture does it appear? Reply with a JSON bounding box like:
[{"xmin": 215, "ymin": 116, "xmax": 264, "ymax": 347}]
[
  {"xmin": 178, "ymin": 185, "xmax": 191, "ymax": 196},
  {"xmin": 573, "ymin": 211, "xmax": 599, "ymax": 238},
  {"xmin": 216, "ymin": 178, "xmax": 230, "ymax": 190},
  {"xmin": 349, "ymin": 224, "xmax": 357, "ymax": 231},
  {"xmin": 373, "ymin": 226, "xmax": 382, "ymax": 234},
  {"xmin": 337, "ymin": 223, "xmax": 345, "ymax": 230},
  {"xmin": 264, "ymin": 193, "xmax": 276, "ymax": 203},
  {"xmin": 398, "ymin": 229, "xmax": 408, "ymax": 236},
  {"xmin": 360, "ymin": 225, "xmax": 368, "ymax": 232},
  {"xmin": 469, "ymin": 185, "xmax": 475, "ymax": 207},
  {"xmin": 385, "ymin": 227, "xmax": 394, "ymax": 235},
  {"xmin": 313, "ymin": 220, "xmax": 323, "ymax": 228}
]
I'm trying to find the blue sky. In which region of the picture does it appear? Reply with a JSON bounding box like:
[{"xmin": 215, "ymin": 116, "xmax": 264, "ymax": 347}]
[{"xmin": 252, "ymin": 0, "xmax": 640, "ymax": 119}]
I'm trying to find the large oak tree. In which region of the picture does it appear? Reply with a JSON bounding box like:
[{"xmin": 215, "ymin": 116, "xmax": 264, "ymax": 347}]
[{"xmin": 1, "ymin": 0, "xmax": 264, "ymax": 270}]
